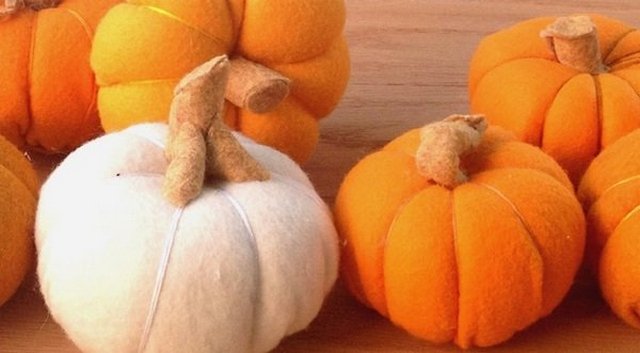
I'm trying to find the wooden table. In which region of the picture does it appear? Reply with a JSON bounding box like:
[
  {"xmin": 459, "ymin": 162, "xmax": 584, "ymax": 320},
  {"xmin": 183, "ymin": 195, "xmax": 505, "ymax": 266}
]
[{"xmin": 3, "ymin": 1, "xmax": 640, "ymax": 352}]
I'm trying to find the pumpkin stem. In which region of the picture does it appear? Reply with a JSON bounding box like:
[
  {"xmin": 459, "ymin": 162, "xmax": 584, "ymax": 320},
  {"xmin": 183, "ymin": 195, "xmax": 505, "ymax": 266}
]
[
  {"xmin": 1, "ymin": 0, "xmax": 60, "ymax": 16},
  {"xmin": 416, "ymin": 114, "xmax": 487, "ymax": 189},
  {"xmin": 225, "ymin": 56, "xmax": 291, "ymax": 114},
  {"xmin": 540, "ymin": 15, "xmax": 607, "ymax": 74},
  {"xmin": 164, "ymin": 55, "xmax": 270, "ymax": 206}
]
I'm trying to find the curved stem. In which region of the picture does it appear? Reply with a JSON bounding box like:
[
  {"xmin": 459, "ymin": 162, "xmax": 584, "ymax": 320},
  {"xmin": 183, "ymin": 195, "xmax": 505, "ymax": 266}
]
[
  {"xmin": 164, "ymin": 55, "xmax": 269, "ymax": 206},
  {"xmin": 416, "ymin": 114, "xmax": 487, "ymax": 189},
  {"xmin": 225, "ymin": 56, "xmax": 291, "ymax": 114},
  {"xmin": 540, "ymin": 15, "xmax": 607, "ymax": 74}
]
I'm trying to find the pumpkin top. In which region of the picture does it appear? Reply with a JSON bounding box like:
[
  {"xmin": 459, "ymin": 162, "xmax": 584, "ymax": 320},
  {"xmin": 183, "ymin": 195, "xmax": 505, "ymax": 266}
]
[
  {"xmin": 0, "ymin": 134, "xmax": 38, "ymax": 196},
  {"xmin": 0, "ymin": 0, "xmax": 61, "ymax": 16},
  {"xmin": 382, "ymin": 115, "xmax": 573, "ymax": 192}
]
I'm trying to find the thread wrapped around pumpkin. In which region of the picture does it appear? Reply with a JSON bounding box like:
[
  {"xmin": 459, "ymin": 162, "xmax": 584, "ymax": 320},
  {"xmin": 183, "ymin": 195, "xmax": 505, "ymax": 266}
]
[
  {"xmin": 36, "ymin": 56, "xmax": 338, "ymax": 353},
  {"xmin": 0, "ymin": 0, "xmax": 121, "ymax": 152},
  {"xmin": 334, "ymin": 115, "xmax": 585, "ymax": 348},
  {"xmin": 0, "ymin": 133, "xmax": 39, "ymax": 307},
  {"xmin": 90, "ymin": 0, "xmax": 350, "ymax": 163},
  {"xmin": 469, "ymin": 14, "xmax": 640, "ymax": 183},
  {"xmin": 578, "ymin": 129, "xmax": 640, "ymax": 330}
]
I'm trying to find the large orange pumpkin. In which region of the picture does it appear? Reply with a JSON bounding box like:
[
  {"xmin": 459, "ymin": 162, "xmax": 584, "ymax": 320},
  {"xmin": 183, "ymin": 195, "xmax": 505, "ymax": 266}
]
[
  {"xmin": 90, "ymin": 0, "xmax": 350, "ymax": 163},
  {"xmin": 0, "ymin": 0, "xmax": 121, "ymax": 152},
  {"xmin": 0, "ymin": 133, "xmax": 38, "ymax": 307},
  {"xmin": 578, "ymin": 129, "xmax": 640, "ymax": 329},
  {"xmin": 334, "ymin": 115, "xmax": 585, "ymax": 348},
  {"xmin": 469, "ymin": 14, "xmax": 640, "ymax": 183}
]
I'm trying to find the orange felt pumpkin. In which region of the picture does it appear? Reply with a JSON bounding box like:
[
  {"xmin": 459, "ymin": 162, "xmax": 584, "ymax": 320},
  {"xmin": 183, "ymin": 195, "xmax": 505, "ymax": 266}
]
[
  {"xmin": 0, "ymin": 133, "xmax": 38, "ymax": 307},
  {"xmin": 90, "ymin": 0, "xmax": 350, "ymax": 163},
  {"xmin": 0, "ymin": 0, "xmax": 121, "ymax": 152},
  {"xmin": 469, "ymin": 14, "xmax": 640, "ymax": 183},
  {"xmin": 334, "ymin": 115, "xmax": 585, "ymax": 348},
  {"xmin": 578, "ymin": 129, "xmax": 640, "ymax": 329}
]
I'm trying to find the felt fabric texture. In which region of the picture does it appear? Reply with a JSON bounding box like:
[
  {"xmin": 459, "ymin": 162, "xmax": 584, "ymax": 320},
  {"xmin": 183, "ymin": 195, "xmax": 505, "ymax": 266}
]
[
  {"xmin": 469, "ymin": 14, "xmax": 640, "ymax": 183},
  {"xmin": 0, "ymin": 134, "xmax": 38, "ymax": 307},
  {"xmin": 334, "ymin": 123, "xmax": 585, "ymax": 348},
  {"xmin": 90, "ymin": 0, "xmax": 350, "ymax": 164},
  {"xmin": 578, "ymin": 129, "xmax": 640, "ymax": 329},
  {"xmin": 36, "ymin": 123, "xmax": 338, "ymax": 353},
  {"xmin": 0, "ymin": 0, "xmax": 120, "ymax": 152}
]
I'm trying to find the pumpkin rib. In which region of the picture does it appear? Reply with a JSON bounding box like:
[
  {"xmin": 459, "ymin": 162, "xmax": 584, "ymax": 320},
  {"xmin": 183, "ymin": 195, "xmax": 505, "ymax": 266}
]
[
  {"xmin": 0, "ymin": 164, "xmax": 37, "ymax": 201},
  {"xmin": 451, "ymin": 189, "xmax": 461, "ymax": 343},
  {"xmin": 141, "ymin": 5, "xmax": 228, "ymax": 52},
  {"xmin": 470, "ymin": 57, "xmax": 561, "ymax": 99},
  {"xmin": 539, "ymin": 74, "xmax": 589, "ymax": 147},
  {"xmin": 588, "ymin": 174, "xmax": 640, "ymax": 208},
  {"xmin": 474, "ymin": 181, "xmax": 545, "ymax": 301},
  {"xmin": 594, "ymin": 75, "xmax": 604, "ymax": 150},
  {"xmin": 24, "ymin": 12, "xmax": 39, "ymax": 138},
  {"xmin": 604, "ymin": 29, "xmax": 638, "ymax": 64}
]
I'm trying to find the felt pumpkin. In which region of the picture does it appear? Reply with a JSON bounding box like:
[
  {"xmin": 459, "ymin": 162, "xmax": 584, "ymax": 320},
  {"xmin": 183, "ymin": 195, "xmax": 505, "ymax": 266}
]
[
  {"xmin": 0, "ymin": 133, "xmax": 38, "ymax": 307},
  {"xmin": 36, "ymin": 57, "xmax": 338, "ymax": 353},
  {"xmin": 578, "ymin": 129, "xmax": 640, "ymax": 329},
  {"xmin": 90, "ymin": 0, "xmax": 350, "ymax": 163},
  {"xmin": 334, "ymin": 115, "xmax": 585, "ymax": 348},
  {"xmin": 0, "ymin": 0, "xmax": 121, "ymax": 152},
  {"xmin": 469, "ymin": 14, "xmax": 640, "ymax": 183}
]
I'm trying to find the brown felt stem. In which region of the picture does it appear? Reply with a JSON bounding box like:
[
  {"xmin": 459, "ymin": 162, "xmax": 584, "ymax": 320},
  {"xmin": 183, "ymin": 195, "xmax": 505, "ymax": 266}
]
[
  {"xmin": 416, "ymin": 114, "xmax": 487, "ymax": 189},
  {"xmin": 164, "ymin": 55, "xmax": 270, "ymax": 206},
  {"xmin": 225, "ymin": 56, "xmax": 291, "ymax": 114},
  {"xmin": 540, "ymin": 15, "xmax": 607, "ymax": 74}
]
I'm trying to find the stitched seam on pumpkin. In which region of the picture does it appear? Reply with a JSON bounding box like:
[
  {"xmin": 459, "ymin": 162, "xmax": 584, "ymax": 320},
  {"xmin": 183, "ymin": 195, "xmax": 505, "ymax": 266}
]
[
  {"xmin": 470, "ymin": 57, "xmax": 560, "ymax": 99},
  {"xmin": 476, "ymin": 182, "xmax": 545, "ymax": 318},
  {"xmin": 594, "ymin": 75, "xmax": 604, "ymax": 150},
  {"xmin": 220, "ymin": 189, "xmax": 261, "ymax": 351},
  {"xmin": 451, "ymin": 189, "xmax": 462, "ymax": 346},
  {"xmin": 24, "ymin": 11, "xmax": 38, "ymax": 140},
  {"xmin": 142, "ymin": 5, "xmax": 227, "ymax": 50},
  {"xmin": 603, "ymin": 29, "xmax": 637, "ymax": 65},
  {"xmin": 64, "ymin": 8, "xmax": 99, "ymax": 148},
  {"xmin": 538, "ymin": 75, "xmax": 580, "ymax": 148}
]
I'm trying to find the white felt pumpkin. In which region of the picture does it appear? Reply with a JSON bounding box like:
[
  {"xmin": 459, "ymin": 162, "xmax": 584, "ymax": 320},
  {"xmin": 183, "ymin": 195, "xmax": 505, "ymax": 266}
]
[{"xmin": 35, "ymin": 122, "xmax": 338, "ymax": 353}]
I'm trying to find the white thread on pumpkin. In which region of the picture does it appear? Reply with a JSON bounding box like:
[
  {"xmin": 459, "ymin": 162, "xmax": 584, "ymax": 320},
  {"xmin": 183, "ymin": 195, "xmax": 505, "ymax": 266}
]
[{"xmin": 137, "ymin": 206, "xmax": 185, "ymax": 353}]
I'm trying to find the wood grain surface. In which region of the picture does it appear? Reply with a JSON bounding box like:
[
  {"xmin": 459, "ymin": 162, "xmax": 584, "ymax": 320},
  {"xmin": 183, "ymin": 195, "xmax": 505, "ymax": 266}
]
[{"xmin": 3, "ymin": 1, "xmax": 640, "ymax": 352}]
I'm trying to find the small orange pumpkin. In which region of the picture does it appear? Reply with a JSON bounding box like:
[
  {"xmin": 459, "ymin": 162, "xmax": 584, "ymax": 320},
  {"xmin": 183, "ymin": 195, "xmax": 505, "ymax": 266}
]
[
  {"xmin": 578, "ymin": 129, "xmax": 640, "ymax": 329},
  {"xmin": 469, "ymin": 14, "xmax": 640, "ymax": 183},
  {"xmin": 334, "ymin": 115, "xmax": 585, "ymax": 348},
  {"xmin": 0, "ymin": 0, "xmax": 121, "ymax": 152},
  {"xmin": 0, "ymin": 133, "xmax": 38, "ymax": 307}
]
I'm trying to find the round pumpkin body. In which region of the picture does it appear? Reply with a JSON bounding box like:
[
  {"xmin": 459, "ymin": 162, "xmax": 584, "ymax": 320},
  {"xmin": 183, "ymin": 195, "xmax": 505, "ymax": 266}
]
[
  {"xmin": 578, "ymin": 129, "xmax": 640, "ymax": 329},
  {"xmin": 0, "ymin": 134, "xmax": 39, "ymax": 307},
  {"xmin": 335, "ymin": 124, "xmax": 585, "ymax": 348},
  {"xmin": 90, "ymin": 0, "xmax": 350, "ymax": 163},
  {"xmin": 469, "ymin": 14, "xmax": 640, "ymax": 183},
  {"xmin": 36, "ymin": 123, "xmax": 338, "ymax": 353},
  {"xmin": 0, "ymin": 0, "xmax": 121, "ymax": 152}
]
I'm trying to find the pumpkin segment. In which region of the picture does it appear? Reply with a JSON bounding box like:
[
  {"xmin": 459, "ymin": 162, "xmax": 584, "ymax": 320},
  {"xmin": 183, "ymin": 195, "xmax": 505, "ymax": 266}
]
[
  {"xmin": 91, "ymin": 0, "xmax": 350, "ymax": 163},
  {"xmin": 578, "ymin": 129, "xmax": 640, "ymax": 329},
  {"xmin": 0, "ymin": 134, "xmax": 38, "ymax": 308},
  {"xmin": 0, "ymin": 0, "xmax": 121, "ymax": 152},
  {"xmin": 335, "ymin": 115, "xmax": 585, "ymax": 348},
  {"xmin": 470, "ymin": 14, "xmax": 640, "ymax": 183}
]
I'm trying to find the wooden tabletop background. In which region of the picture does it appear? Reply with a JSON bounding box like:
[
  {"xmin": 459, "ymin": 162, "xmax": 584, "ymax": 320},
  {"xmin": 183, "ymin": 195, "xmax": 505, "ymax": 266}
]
[{"xmin": 3, "ymin": 0, "xmax": 640, "ymax": 352}]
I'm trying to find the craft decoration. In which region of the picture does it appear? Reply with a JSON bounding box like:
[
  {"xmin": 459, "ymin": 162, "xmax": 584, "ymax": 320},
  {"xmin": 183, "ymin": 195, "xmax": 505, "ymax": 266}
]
[
  {"xmin": 0, "ymin": 0, "xmax": 120, "ymax": 152},
  {"xmin": 90, "ymin": 0, "xmax": 350, "ymax": 163},
  {"xmin": 36, "ymin": 55, "xmax": 338, "ymax": 353},
  {"xmin": 469, "ymin": 14, "xmax": 640, "ymax": 183},
  {"xmin": 334, "ymin": 115, "xmax": 585, "ymax": 348},
  {"xmin": 579, "ymin": 129, "xmax": 640, "ymax": 329},
  {"xmin": 0, "ymin": 133, "xmax": 38, "ymax": 307}
]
